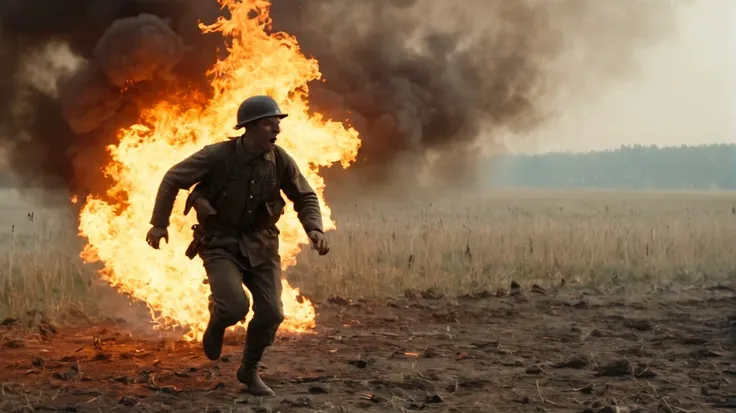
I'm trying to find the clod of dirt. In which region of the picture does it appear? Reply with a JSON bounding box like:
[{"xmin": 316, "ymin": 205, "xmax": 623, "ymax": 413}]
[
  {"xmin": 39, "ymin": 322, "xmax": 58, "ymax": 337},
  {"xmin": 470, "ymin": 290, "xmax": 493, "ymax": 299},
  {"xmin": 4, "ymin": 340, "xmax": 25, "ymax": 349},
  {"xmin": 404, "ymin": 289, "xmax": 421, "ymax": 299},
  {"xmin": 282, "ymin": 396, "xmax": 312, "ymax": 407},
  {"xmin": 711, "ymin": 395, "xmax": 736, "ymax": 409},
  {"xmin": 514, "ymin": 294, "xmax": 529, "ymax": 303},
  {"xmin": 501, "ymin": 358, "xmax": 524, "ymax": 367},
  {"xmin": 572, "ymin": 382, "xmax": 596, "ymax": 395},
  {"xmin": 574, "ymin": 300, "xmax": 589, "ymax": 309},
  {"xmin": 525, "ymin": 365, "xmax": 543, "ymax": 375},
  {"xmin": 553, "ymin": 354, "xmax": 590, "ymax": 369},
  {"xmin": 0, "ymin": 317, "xmax": 19, "ymax": 326},
  {"xmin": 511, "ymin": 395, "xmax": 531, "ymax": 404},
  {"xmin": 423, "ymin": 347, "xmax": 441, "ymax": 358},
  {"xmin": 421, "ymin": 287, "xmax": 445, "ymax": 300},
  {"xmin": 110, "ymin": 375, "xmax": 131, "ymax": 384},
  {"xmin": 52, "ymin": 366, "xmax": 81, "ymax": 382},
  {"xmin": 495, "ymin": 288, "xmax": 508, "ymax": 297},
  {"xmin": 596, "ymin": 360, "xmax": 632, "ymax": 377},
  {"xmin": 510, "ymin": 281, "xmax": 521, "ymax": 290},
  {"xmin": 580, "ymin": 406, "xmax": 620, "ymax": 413},
  {"xmin": 360, "ymin": 393, "xmax": 386, "ymax": 404},
  {"xmin": 93, "ymin": 353, "xmax": 111, "ymax": 361},
  {"xmin": 347, "ymin": 359, "xmax": 369, "ymax": 368},
  {"xmin": 308, "ymin": 384, "xmax": 328, "ymax": 394},
  {"xmin": 31, "ymin": 357, "xmax": 46, "ymax": 368},
  {"xmin": 688, "ymin": 348, "xmax": 723, "ymax": 359},
  {"xmin": 633, "ymin": 364, "xmax": 658, "ymax": 378},
  {"xmin": 623, "ymin": 319, "xmax": 654, "ymax": 331},
  {"xmin": 531, "ymin": 284, "xmax": 547, "ymax": 295},
  {"xmin": 424, "ymin": 393, "xmax": 444, "ymax": 403},
  {"xmin": 327, "ymin": 296, "xmax": 351, "ymax": 306},
  {"xmin": 680, "ymin": 337, "xmax": 708, "ymax": 345}
]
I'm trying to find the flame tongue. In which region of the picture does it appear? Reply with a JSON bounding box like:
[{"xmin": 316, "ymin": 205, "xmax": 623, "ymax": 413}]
[{"xmin": 78, "ymin": 0, "xmax": 361, "ymax": 341}]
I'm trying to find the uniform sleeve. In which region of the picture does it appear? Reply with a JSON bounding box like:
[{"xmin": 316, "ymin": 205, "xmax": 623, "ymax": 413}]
[
  {"xmin": 149, "ymin": 146, "xmax": 213, "ymax": 228},
  {"xmin": 279, "ymin": 151, "xmax": 324, "ymax": 234}
]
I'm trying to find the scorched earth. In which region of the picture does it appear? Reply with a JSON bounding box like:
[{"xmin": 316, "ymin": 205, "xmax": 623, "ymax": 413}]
[{"xmin": 1, "ymin": 282, "xmax": 735, "ymax": 413}]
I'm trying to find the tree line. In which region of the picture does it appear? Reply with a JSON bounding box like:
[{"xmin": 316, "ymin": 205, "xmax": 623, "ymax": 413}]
[
  {"xmin": 1, "ymin": 143, "xmax": 734, "ymax": 191},
  {"xmin": 484, "ymin": 144, "xmax": 736, "ymax": 190}
]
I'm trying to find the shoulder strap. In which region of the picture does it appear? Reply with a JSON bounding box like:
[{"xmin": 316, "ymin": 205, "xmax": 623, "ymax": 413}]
[
  {"xmin": 210, "ymin": 138, "xmax": 239, "ymax": 201},
  {"xmin": 270, "ymin": 146, "xmax": 288, "ymax": 200},
  {"xmin": 274, "ymin": 146, "xmax": 286, "ymax": 183}
]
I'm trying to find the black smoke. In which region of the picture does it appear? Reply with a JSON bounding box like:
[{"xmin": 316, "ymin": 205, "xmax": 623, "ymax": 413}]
[
  {"xmin": 0, "ymin": 0, "xmax": 225, "ymax": 196},
  {"xmin": 0, "ymin": 0, "xmax": 678, "ymax": 199},
  {"xmin": 268, "ymin": 0, "xmax": 678, "ymax": 193}
]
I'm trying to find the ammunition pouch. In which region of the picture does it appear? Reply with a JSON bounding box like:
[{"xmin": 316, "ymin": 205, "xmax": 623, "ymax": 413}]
[
  {"xmin": 255, "ymin": 196, "xmax": 286, "ymax": 231},
  {"xmin": 183, "ymin": 187, "xmax": 218, "ymax": 260},
  {"xmin": 185, "ymin": 224, "xmax": 205, "ymax": 259}
]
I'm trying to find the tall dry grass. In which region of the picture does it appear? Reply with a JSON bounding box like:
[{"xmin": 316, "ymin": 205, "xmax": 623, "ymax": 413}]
[
  {"xmin": 0, "ymin": 190, "xmax": 111, "ymax": 322},
  {"xmin": 0, "ymin": 188, "xmax": 734, "ymax": 321},
  {"xmin": 288, "ymin": 189, "xmax": 736, "ymax": 299}
]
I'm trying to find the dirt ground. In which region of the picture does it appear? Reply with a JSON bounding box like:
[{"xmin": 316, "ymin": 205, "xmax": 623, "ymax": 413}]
[{"xmin": 1, "ymin": 282, "xmax": 735, "ymax": 413}]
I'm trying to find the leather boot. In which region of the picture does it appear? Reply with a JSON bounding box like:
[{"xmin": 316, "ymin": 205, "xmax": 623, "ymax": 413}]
[
  {"xmin": 202, "ymin": 318, "xmax": 226, "ymax": 361},
  {"xmin": 236, "ymin": 347, "xmax": 275, "ymax": 396}
]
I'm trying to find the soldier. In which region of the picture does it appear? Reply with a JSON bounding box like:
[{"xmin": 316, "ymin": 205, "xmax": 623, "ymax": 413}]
[{"xmin": 144, "ymin": 95, "xmax": 330, "ymax": 396}]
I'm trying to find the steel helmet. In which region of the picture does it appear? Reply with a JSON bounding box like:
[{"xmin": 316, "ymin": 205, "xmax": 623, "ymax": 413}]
[{"xmin": 233, "ymin": 95, "xmax": 288, "ymax": 130}]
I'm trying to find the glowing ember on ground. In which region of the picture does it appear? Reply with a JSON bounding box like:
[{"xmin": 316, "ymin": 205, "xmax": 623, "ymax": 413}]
[{"xmin": 77, "ymin": 0, "xmax": 361, "ymax": 341}]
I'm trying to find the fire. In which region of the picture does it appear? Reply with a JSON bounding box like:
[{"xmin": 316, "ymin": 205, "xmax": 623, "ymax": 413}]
[{"xmin": 77, "ymin": 0, "xmax": 360, "ymax": 341}]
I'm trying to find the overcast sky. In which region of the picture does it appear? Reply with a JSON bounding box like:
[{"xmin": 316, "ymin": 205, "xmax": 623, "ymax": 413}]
[{"xmin": 509, "ymin": 0, "xmax": 734, "ymax": 154}]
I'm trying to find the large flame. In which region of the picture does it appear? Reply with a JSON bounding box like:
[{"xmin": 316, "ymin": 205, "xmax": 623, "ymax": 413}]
[{"xmin": 77, "ymin": 0, "xmax": 361, "ymax": 341}]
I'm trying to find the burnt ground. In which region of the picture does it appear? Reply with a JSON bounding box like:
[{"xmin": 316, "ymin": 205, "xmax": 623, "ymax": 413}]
[{"xmin": 1, "ymin": 283, "xmax": 735, "ymax": 413}]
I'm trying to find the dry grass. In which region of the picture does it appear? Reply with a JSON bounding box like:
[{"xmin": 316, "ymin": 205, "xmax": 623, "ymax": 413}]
[
  {"xmin": 0, "ymin": 189, "xmax": 110, "ymax": 322},
  {"xmin": 288, "ymin": 188, "xmax": 736, "ymax": 299},
  {"xmin": 1, "ymin": 188, "xmax": 734, "ymax": 321}
]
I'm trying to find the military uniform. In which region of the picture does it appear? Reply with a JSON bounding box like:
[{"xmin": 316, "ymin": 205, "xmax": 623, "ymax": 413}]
[{"xmin": 147, "ymin": 96, "xmax": 324, "ymax": 395}]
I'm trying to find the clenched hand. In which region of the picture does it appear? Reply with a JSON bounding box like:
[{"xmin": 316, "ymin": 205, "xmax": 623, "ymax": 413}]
[
  {"xmin": 146, "ymin": 227, "xmax": 169, "ymax": 249},
  {"xmin": 308, "ymin": 230, "xmax": 330, "ymax": 256}
]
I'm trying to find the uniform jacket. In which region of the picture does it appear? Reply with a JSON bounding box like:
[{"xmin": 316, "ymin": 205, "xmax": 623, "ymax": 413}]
[{"xmin": 149, "ymin": 137, "xmax": 323, "ymax": 266}]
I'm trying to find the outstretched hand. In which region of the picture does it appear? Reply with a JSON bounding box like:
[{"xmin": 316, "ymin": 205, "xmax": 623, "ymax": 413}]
[
  {"xmin": 146, "ymin": 227, "xmax": 169, "ymax": 249},
  {"xmin": 308, "ymin": 230, "xmax": 330, "ymax": 256}
]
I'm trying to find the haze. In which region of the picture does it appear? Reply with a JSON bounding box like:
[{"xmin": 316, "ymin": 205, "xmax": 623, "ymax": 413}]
[{"xmin": 507, "ymin": 0, "xmax": 735, "ymax": 154}]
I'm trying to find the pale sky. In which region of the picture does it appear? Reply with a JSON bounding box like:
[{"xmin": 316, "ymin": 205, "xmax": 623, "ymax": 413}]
[{"xmin": 509, "ymin": 0, "xmax": 735, "ymax": 154}]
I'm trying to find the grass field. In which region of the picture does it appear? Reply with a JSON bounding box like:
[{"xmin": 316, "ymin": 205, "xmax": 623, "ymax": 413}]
[
  {"xmin": 1, "ymin": 187, "xmax": 735, "ymax": 412},
  {"xmin": 0, "ymin": 187, "xmax": 734, "ymax": 321}
]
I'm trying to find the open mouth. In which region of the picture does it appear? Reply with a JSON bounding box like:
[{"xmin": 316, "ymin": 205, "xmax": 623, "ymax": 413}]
[{"xmin": 269, "ymin": 138, "xmax": 277, "ymax": 143}]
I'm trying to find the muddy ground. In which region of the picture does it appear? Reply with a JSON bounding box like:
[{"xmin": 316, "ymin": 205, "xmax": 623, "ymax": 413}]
[{"xmin": 1, "ymin": 283, "xmax": 735, "ymax": 413}]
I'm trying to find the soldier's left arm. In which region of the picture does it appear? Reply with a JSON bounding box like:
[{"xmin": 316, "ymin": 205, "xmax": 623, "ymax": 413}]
[{"xmin": 279, "ymin": 151, "xmax": 324, "ymax": 234}]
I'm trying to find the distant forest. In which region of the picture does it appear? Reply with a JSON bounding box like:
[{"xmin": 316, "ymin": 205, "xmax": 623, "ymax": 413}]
[
  {"xmin": 0, "ymin": 144, "xmax": 734, "ymax": 191},
  {"xmin": 484, "ymin": 144, "xmax": 736, "ymax": 190}
]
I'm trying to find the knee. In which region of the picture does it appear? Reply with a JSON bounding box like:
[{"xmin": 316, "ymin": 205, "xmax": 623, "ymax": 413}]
[
  {"xmin": 254, "ymin": 304, "xmax": 284, "ymax": 328},
  {"xmin": 218, "ymin": 295, "xmax": 250, "ymax": 326}
]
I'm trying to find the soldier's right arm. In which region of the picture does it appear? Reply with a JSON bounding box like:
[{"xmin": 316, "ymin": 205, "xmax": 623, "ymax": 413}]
[{"xmin": 149, "ymin": 146, "xmax": 213, "ymax": 229}]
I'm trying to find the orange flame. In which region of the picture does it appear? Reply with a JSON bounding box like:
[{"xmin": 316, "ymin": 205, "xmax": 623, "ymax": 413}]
[{"xmin": 77, "ymin": 0, "xmax": 361, "ymax": 341}]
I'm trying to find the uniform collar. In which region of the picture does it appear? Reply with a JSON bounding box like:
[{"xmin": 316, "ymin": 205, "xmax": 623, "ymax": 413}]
[{"xmin": 235, "ymin": 137, "xmax": 275, "ymax": 163}]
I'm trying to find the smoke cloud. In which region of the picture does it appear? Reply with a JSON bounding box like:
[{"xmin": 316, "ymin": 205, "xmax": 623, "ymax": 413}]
[
  {"xmin": 0, "ymin": 0, "xmax": 679, "ymax": 199},
  {"xmin": 269, "ymin": 0, "xmax": 678, "ymax": 193}
]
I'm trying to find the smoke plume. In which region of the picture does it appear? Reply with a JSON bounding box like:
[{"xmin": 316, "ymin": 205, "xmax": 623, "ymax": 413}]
[{"xmin": 0, "ymin": 0, "xmax": 678, "ymax": 199}]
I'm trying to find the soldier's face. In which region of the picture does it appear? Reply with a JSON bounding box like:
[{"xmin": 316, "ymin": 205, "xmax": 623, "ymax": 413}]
[{"xmin": 251, "ymin": 117, "xmax": 281, "ymax": 152}]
